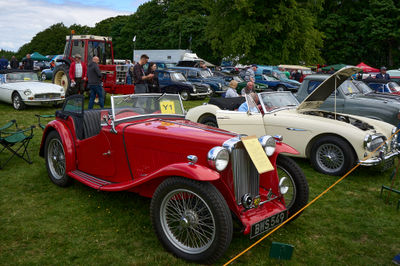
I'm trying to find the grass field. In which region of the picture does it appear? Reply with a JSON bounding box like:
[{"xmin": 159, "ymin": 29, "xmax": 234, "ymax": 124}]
[{"xmin": 0, "ymin": 95, "xmax": 399, "ymax": 265}]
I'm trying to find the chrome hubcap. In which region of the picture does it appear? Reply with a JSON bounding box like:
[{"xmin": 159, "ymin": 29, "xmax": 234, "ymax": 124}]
[
  {"xmin": 47, "ymin": 138, "xmax": 65, "ymax": 179},
  {"xmin": 316, "ymin": 143, "xmax": 344, "ymax": 173},
  {"xmin": 277, "ymin": 166, "xmax": 296, "ymax": 209},
  {"xmin": 160, "ymin": 189, "xmax": 216, "ymax": 254},
  {"xmin": 13, "ymin": 95, "xmax": 20, "ymax": 109}
]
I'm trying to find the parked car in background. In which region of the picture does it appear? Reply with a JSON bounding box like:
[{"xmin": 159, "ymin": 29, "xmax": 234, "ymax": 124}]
[
  {"xmin": 186, "ymin": 67, "xmax": 400, "ymax": 176},
  {"xmin": 0, "ymin": 70, "xmax": 65, "ymax": 110},
  {"xmin": 361, "ymin": 79, "xmax": 400, "ymax": 95},
  {"xmin": 40, "ymin": 93, "xmax": 308, "ymax": 264},
  {"xmin": 255, "ymin": 74, "xmax": 300, "ymax": 92},
  {"xmin": 143, "ymin": 61, "xmax": 177, "ymax": 72},
  {"xmin": 387, "ymin": 69, "xmax": 400, "ymax": 84},
  {"xmin": 296, "ymin": 72, "xmax": 400, "ymax": 126},
  {"xmin": 212, "ymin": 71, "xmax": 269, "ymax": 92},
  {"xmin": 34, "ymin": 61, "xmax": 50, "ymax": 71},
  {"xmin": 41, "ymin": 55, "xmax": 63, "ymax": 80},
  {"xmin": 221, "ymin": 66, "xmax": 239, "ymax": 74},
  {"xmin": 157, "ymin": 69, "xmax": 212, "ymax": 100},
  {"xmin": 169, "ymin": 66, "xmax": 227, "ymax": 94}
]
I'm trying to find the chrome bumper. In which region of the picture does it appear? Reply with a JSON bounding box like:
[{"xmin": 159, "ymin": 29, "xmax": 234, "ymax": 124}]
[
  {"xmin": 360, "ymin": 150, "xmax": 400, "ymax": 166},
  {"xmin": 190, "ymin": 92, "xmax": 211, "ymax": 97}
]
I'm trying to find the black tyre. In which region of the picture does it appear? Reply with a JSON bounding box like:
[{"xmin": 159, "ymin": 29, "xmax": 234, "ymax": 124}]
[
  {"xmin": 276, "ymin": 155, "xmax": 309, "ymax": 219},
  {"xmin": 150, "ymin": 177, "xmax": 233, "ymax": 264},
  {"xmin": 310, "ymin": 135, "xmax": 355, "ymax": 176},
  {"xmin": 199, "ymin": 114, "xmax": 218, "ymax": 128},
  {"xmin": 52, "ymin": 64, "xmax": 70, "ymax": 94},
  {"xmin": 44, "ymin": 131, "xmax": 71, "ymax": 187},
  {"xmin": 179, "ymin": 90, "xmax": 191, "ymax": 101},
  {"xmin": 276, "ymin": 85, "xmax": 286, "ymax": 92},
  {"xmin": 12, "ymin": 92, "xmax": 26, "ymax": 110}
]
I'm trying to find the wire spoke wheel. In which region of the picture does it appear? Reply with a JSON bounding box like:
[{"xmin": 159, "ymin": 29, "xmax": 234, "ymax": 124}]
[
  {"xmin": 47, "ymin": 138, "xmax": 66, "ymax": 180},
  {"xmin": 160, "ymin": 189, "xmax": 216, "ymax": 254},
  {"xmin": 316, "ymin": 143, "xmax": 344, "ymax": 173}
]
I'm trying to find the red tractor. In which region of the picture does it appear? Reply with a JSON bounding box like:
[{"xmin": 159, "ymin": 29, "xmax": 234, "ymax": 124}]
[{"xmin": 52, "ymin": 31, "xmax": 134, "ymax": 95}]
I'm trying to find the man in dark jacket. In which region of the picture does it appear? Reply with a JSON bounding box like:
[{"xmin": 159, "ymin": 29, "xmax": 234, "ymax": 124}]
[
  {"xmin": 375, "ymin": 67, "xmax": 390, "ymax": 80},
  {"xmin": 22, "ymin": 54, "xmax": 34, "ymax": 70},
  {"xmin": 132, "ymin": 54, "xmax": 153, "ymax": 93},
  {"xmin": 10, "ymin": 56, "xmax": 19, "ymax": 69},
  {"xmin": 87, "ymin": 56, "xmax": 104, "ymax": 109},
  {"xmin": 0, "ymin": 56, "xmax": 8, "ymax": 70}
]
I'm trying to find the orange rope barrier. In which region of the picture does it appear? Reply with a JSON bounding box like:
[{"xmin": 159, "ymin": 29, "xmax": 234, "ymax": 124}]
[{"xmin": 224, "ymin": 130, "xmax": 400, "ymax": 265}]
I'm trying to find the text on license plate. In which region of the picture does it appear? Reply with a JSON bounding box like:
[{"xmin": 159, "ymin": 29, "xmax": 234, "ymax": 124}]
[{"xmin": 250, "ymin": 210, "xmax": 288, "ymax": 238}]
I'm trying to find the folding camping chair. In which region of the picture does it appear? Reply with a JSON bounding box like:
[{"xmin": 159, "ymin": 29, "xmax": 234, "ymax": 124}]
[
  {"xmin": 35, "ymin": 114, "xmax": 55, "ymax": 130},
  {"xmin": 0, "ymin": 120, "xmax": 35, "ymax": 169}
]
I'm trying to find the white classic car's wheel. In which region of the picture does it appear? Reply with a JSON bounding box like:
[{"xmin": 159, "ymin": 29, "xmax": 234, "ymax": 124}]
[
  {"xmin": 12, "ymin": 92, "xmax": 26, "ymax": 110},
  {"xmin": 276, "ymin": 155, "xmax": 309, "ymax": 220},
  {"xmin": 44, "ymin": 131, "xmax": 71, "ymax": 187},
  {"xmin": 199, "ymin": 114, "xmax": 218, "ymax": 128},
  {"xmin": 150, "ymin": 177, "xmax": 232, "ymax": 264},
  {"xmin": 310, "ymin": 136, "xmax": 355, "ymax": 176}
]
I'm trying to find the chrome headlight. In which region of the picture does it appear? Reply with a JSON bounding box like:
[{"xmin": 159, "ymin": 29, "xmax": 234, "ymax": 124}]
[
  {"xmin": 218, "ymin": 83, "xmax": 222, "ymax": 88},
  {"xmin": 208, "ymin": 147, "xmax": 229, "ymax": 171},
  {"xmin": 364, "ymin": 134, "xmax": 384, "ymax": 152},
  {"xmin": 192, "ymin": 85, "xmax": 196, "ymax": 92},
  {"xmin": 24, "ymin": 89, "xmax": 32, "ymax": 96},
  {"xmin": 259, "ymin": 135, "xmax": 276, "ymax": 156}
]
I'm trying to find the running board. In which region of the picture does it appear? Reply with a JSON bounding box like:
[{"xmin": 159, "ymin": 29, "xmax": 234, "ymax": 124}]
[{"xmin": 69, "ymin": 170, "xmax": 113, "ymax": 189}]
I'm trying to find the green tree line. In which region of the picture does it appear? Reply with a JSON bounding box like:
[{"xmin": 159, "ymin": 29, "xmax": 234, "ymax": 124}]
[{"xmin": 1, "ymin": 0, "xmax": 399, "ymax": 68}]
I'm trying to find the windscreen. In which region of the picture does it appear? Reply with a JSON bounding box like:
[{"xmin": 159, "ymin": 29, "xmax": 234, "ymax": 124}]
[
  {"xmin": 112, "ymin": 94, "xmax": 184, "ymax": 121},
  {"xmin": 260, "ymin": 92, "xmax": 299, "ymax": 112}
]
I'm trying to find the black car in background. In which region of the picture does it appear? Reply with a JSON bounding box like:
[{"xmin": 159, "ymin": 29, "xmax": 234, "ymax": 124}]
[{"xmin": 157, "ymin": 69, "xmax": 211, "ymax": 101}]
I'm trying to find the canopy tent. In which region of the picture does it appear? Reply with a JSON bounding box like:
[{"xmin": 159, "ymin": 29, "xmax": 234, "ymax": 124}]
[
  {"xmin": 321, "ymin": 63, "xmax": 348, "ymax": 71},
  {"xmin": 356, "ymin": 62, "xmax": 379, "ymax": 73},
  {"xmin": 27, "ymin": 52, "xmax": 50, "ymax": 61}
]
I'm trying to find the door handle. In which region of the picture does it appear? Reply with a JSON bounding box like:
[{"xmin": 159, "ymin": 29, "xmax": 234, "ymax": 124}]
[
  {"xmin": 102, "ymin": 150, "xmax": 111, "ymax": 156},
  {"xmin": 217, "ymin": 116, "xmax": 230, "ymax": 120}
]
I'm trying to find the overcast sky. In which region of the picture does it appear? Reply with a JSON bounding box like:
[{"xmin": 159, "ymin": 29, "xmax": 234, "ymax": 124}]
[{"xmin": 0, "ymin": 0, "xmax": 149, "ymax": 52}]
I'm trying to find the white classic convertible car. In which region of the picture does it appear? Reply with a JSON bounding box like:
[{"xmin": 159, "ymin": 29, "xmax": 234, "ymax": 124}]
[
  {"xmin": 186, "ymin": 67, "xmax": 400, "ymax": 175},
  {"xmin": 0, "ymin": 70, "xmax": 65, "ymax": 110}
]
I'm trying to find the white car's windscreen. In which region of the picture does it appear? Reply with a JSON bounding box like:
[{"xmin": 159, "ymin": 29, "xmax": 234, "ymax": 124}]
[
  {"xmin": 260, "ymin": 92, "xmax": 299, "ymax": 112},
  {"xmin": 7, "ymin": 72, "xmax": 38, "ymax": 82}
]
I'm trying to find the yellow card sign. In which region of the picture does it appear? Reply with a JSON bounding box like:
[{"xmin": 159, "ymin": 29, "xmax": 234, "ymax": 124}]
[
  {"xmin": 241, "ymin": 136, "xmax": 274, "ymax": 174},
  {"xmin": 160, "ymin": 101, "xmax": 175, "ymax": 114}
]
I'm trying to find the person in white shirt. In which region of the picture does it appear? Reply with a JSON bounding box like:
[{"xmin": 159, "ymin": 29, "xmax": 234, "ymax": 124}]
[{"xmin": 225, "ymin": 80, "xmax": 239, "ymax": 98}]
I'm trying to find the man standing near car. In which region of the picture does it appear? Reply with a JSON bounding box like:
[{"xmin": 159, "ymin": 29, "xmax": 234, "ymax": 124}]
[
  {"xmin": 22, "ymin": 54, "xmax": 34, "ymax": 70},
  {"xmin": 88, "ymin": 56, "xmax": 104, "ymax": 109},
  {"xmin": 376, "ymin": 67, "xmax": 390, "ymax": 80},
  {"xmin": 68, "ymin": 54, "xmax": 87, "ymax": 96},
  {"xmin": 10, "ymin": 56, "xmax": 19, "ymax": 69},
  {"xmin": 133, "ymin": 54, "xmax": 153, "ymax": 93},
  {"xmin": 244, "ymin": 64, "xmax": 257, "ymax": 82}
]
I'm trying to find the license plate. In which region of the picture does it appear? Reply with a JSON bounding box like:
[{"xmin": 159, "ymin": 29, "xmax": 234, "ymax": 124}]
[
  {"xmin": 250, "ymin": 210, "xmax": 288, "ymax": 238},
  {"xmin": 382, "ymin": 158, "xmax": 394, "ymax": 171}
]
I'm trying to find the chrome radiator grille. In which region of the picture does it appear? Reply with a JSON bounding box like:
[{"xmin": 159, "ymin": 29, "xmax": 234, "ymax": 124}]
[
  {"xmin": 231, "ymin": 147, "xmax": 260, "ymax": 205},
  {"xmin": 34, "ymin": 93, "xmax": 61, "ymax": 99}
]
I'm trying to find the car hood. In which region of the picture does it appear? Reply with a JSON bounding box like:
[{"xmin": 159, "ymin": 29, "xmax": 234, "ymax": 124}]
[
  {"xmin": 3, "ymin": 81, "xmax": 64, "ymax": 94},
  {"xmin": 297, "ymin": 66, "xmax": 361, "ymax": 110},
  {"xmin": 366, "ymin": 91, "xmax": 400, "ymax": 101},
  {"xmin": 120, "ymin": 118, "xmax": 237, "ymax": 147}
]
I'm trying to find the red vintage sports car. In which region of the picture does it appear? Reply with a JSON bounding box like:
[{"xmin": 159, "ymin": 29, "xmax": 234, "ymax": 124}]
[{"xmin": 39, "ymin": 94, "xmax": 309, "ymax": 264}]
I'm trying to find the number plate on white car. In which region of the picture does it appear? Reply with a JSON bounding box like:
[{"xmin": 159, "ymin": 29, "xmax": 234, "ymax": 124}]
[{"xmin": 250, "ymin": 210, "xmax": 288, "ymax": 238}]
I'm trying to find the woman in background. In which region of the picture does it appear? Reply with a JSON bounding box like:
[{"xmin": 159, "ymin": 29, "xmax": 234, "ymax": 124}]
[{"xmin": 146, "ymin": 62, "xmax": 159, "ymax": 93}]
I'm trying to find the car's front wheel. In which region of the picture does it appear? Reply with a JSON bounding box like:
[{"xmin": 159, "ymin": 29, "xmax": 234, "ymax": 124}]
[
  {"xmin": 310, "ymin": 136, "xmax": 355, "ymax": 176},
  {"xmin": 276, "ymin": 85, "xmax": 286, "ymax": 91},
  {"xmin": 199, "ymin": 114, "xmax": 218, "ymax": 128},
  {"xmin": 44, "ymin": 130, "xmax": 71, "ymax": 187},
  {"xmin": 179, "ymin": 90, "xmax": 190, "ymax": 101},
  {"xmin": 12, "ymin": 92, "xmax": 26, "ymax": 110},
  {"xmin": 276, "ymin": 155, "xmax": 309, "ymax": 219},
  {"xmin": 150, "ymin": 177, "xmax": 233, "ymax": 264}
]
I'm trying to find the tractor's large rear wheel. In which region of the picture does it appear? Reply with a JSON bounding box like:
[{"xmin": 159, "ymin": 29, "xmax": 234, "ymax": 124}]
[{"xmin": 53, "ymin": 65, "xmax": 70, "ymax": 94}]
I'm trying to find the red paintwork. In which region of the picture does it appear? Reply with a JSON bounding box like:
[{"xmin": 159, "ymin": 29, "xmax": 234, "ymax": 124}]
[{"xmin": 40, "ymin": 113, "xmax": 299, "ymax": 235}]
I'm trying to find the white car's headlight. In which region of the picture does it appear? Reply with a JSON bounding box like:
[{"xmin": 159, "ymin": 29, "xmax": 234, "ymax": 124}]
[
  {"xmin": 364, "ymin": 134, "xmax": 384, "ymax": 152},
  {"xmin": 259, "ymin": 135, "xmax": 276, "ymax": 156},
  {"xmin": 24, "ymin": 89, "xmax": 32, "ymax": 96},
  {"xmin": 208, "ymin": 147, "xmax": 229, "ymax": 171}
]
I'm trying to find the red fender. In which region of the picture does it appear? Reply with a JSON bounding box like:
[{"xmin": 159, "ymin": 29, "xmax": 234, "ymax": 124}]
[
  {"xmin": 100, "ymin": 162, "xmax": 220, "ymax": 193},
  {"xmin": 40, "ymin": 120, "xmax": 76, "ymax": 173},
  {"xmin": 275, "ymin": 141, "xmax": 299, "ymax": 156}
]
